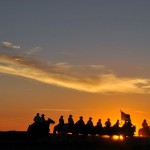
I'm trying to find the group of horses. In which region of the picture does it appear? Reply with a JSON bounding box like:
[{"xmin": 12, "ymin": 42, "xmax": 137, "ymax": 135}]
[
  {"xmin": 27, "ymin": 118, "xmax": 136, "ymax": 139},
  {"xmin": 53, "ymin": 122, "xmax": 136, "ymax": 137},
  {"xmin": 27, "ymin": 118, "xmax": 55, "ymax": 139}
]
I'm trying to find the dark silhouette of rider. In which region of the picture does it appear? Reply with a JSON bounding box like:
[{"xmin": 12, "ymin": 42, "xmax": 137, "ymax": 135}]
[
  {"xmin": 127, "ymin": 119, "xmax": 132, "ymax": 127},
  {"xmin": 86, "ymin": 117, "xmax": 94, "ymax": 134},
  {"xmin": 68, "ymin": 114, "xmax": 74, "ymax": 126},
  {"xmin": 76, "ymin": 116, "xmax": 85, "ymax": 127},
  {"xmin": 105, "ymin": 118, "xmax": 111, "ymax": 128},
  {"xmin": 59, "ymin": 115, "xmax": 64, "ymax": 127},
  {"xmin": 113, "ymin": 119, "xmax": 120, "ymax": 128},
  {"xmin": 123, "ymin": 119, "xmax": 132, "ymax": 129},
  {"xmin": 96, "ymin": 119, "xmax": 102, "ymax": 128},
  {"xmin": 68, "ymin": 114, "xmax": 74, "ymax": 132},
  {"xmin": 86, "ymin": 117, "xmax": 93, "ymax": 127},
  {"xmin": 142, "ymin": 119, "xmax": 148, "ymax": 129},
  {"xmin": 33, "ymin": 113, "xmax": 41, "ymax": 123},
  {"xmin": 141, "ymin": 119, "xmax": 149, "ymax": 137},
  {"xmin": 95, "ymin": 119, "xmax": 103, "ymax": 135},
  {"xmin": 41, "ymin": 114, "xmax": 46, "ymax": 123},
  {"xmin": 58, "ymin": 115, "xmax": 64, "ymax": 132},
  {"xmin": 75, "ymin": 116, "xmax": 85, "ymax": 133}
]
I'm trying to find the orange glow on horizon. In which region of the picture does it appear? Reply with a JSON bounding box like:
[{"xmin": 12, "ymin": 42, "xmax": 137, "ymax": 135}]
[
  {"xmin": 0, "ymin": 76, "xmax": 149, "ymax": 137},
  {"xmin": 112, "ymin": 135, "xmax": 124, "ymax": 140},
  {"xmin": 0, "ymin": 108, "xmax": 145, "ymax": 137}
]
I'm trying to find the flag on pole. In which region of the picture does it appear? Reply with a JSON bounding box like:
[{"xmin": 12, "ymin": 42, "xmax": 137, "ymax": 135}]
[{"xmin": 120, "ymin": 110, "xmax": 130, "ymax": 121}]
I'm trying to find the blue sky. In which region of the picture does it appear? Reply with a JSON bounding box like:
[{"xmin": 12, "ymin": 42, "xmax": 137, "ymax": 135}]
[{"xmin": 1, "ymin": 1, "xmax": 150, "ymax": 66}]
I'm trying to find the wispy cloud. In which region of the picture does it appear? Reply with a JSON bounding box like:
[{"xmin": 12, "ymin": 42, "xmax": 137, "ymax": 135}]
[
  {"xmin": 134, "ymin": 110, "xmax": 148, "ymax": 114},
  {"xmin": 89, "ymin": 65, "xmax": 106, "ymax": 70},
  {"xmin": 1, "ymin": 42, "xmax": 21, "ymax": 49},
  {"xmin": 0, "ymin": 42, "xmax": 42, "ymax": 57},
  {"xmin": 26, "ymin": 46, "xmax": 42, "ymax": 55},
  {"xmin": 0, "ymin": 54, "xmax": 150, "ymax": 94},
  {"xmin": 36, "ymin": 108, "xmax": 72, "ymax": 112}
]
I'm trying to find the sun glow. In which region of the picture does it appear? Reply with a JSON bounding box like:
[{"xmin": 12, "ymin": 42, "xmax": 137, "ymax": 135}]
[{"xmin": 112, "ymin": 135, "xmax": 124, "ymax": 141}]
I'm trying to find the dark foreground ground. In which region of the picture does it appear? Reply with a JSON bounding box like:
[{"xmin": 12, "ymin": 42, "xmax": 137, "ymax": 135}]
[{"xmin": 0, "ymin": 131, "xmax": 150, "ymax": 150}]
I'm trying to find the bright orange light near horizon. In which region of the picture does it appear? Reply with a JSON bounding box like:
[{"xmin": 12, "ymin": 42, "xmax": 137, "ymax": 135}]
[{"xmin": 112, "ymin": 135, "xmax": 124, "ymax": 141}]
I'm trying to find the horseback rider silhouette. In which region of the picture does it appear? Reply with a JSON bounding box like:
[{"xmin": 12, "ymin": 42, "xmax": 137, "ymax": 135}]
[
  {"xmin": 112, "ymin": 119, "xmax": 120, "ymax": 135},
  {"xmin": 95, "ymin": 119, "xmax": 103, "ymax": 135},
  {"xmin": 68, "ymin": 114, "xmax": 74, "ymax": 132},
  {"xmin": 104, "ymin": 118, "xmax": 111, "ymax": 135},
  {"xmin": 68, "ymin": 114, "xmax": 74, "ymax": 126},
  {"xmin": 59, "ymin": 115, "xmax": 64, "ymax": 125},
  {"xmin": 86, "ymin": 117, "xmax": 93, "ymax": 127},
  {"xmin": 141, "ymin": 119, "xmax": 149, "ymax": 136},
  {"xmin": 113, "ymin": 119, "xmax": 120, "ymax": 128},
  {"xmin": 142, "ymin": 119, "xmax": 148, "ymax": 129},
  {"xmin": 76, "ymin": 116, "xmax": 85, "ymax": 126},
  {"xmin": 105, "ymin": 118, "xmax": 111, "ymax": 128},
  {"xmin": 86, "ymin": 117, "xmax": 94, "ymax": 134},
  {"xmin": 33, "ymin": 113, "xmax": 41, "ymax": 123},
  {"xmin": 59, "ymin": 115, "xmax": 64, "ymax": 131},
  {"xmin": 123, "ymin": 119, "xmax": 132, "ymax": 129},
  {"xmin": 28, "ymin": 118, "xmax": 55, "ymax": 139},
  {"xmin": 96, "ymin": 119, "xmax": 102, "ymax": 128},
  {"xmin": 75, "ymin": 116, "xmax": 85, "ymax": 134},
  {"xmin": 41, "ymin": 114, "xmax": 46, "ymax": 123}
]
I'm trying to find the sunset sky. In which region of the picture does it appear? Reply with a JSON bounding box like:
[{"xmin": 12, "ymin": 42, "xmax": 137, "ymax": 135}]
[{"xmin": 0, "ymin": 1, "xmax": 150, "ymax": 135}]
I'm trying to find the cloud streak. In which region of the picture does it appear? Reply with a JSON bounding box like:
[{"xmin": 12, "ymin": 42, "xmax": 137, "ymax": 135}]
[
  {"xmin": 1, "ymin": 42, "xmax": 21, "ymax": 49},
  {"xmin": 26, "ymin": 46, "xmax": 42, "ymax": 55},
  {"xmin": 0, "ymin": 54, "xmax": 150, "ymax": 94},
  {"xmin": 36, "ymin": 108, "xmax": 72, "ymax": 112}
]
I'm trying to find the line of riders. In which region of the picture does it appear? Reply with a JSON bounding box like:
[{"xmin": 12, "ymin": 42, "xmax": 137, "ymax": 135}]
[{"xmin": 31, "ymin": 113, "xmax": 137, "ymax": 137}]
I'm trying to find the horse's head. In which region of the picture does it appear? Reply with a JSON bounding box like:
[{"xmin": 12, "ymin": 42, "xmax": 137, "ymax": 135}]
[{"xmin": 47, "ymin": 118, "xmax": 55, "ymax": 124}]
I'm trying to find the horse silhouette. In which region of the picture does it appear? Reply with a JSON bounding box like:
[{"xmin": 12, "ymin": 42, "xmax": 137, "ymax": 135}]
[
  {"xmin": 53, "ymin": 123, "xmax": 98, "ymax": 136},
  {"xmin": 97, "ymin": 125, "xmax": 135, "ymax": 137},
  {"xmin": 27, "ymin": 118, "xmax": 55, "ymax": 139},
  {"xmin": 53, "ymin": 123, "xmax": 135, "ymax": 137},
  {"xmin": 138, "ymin": 127, "xmax": 150, "ymax": 137},
  {"xmin": 53, "ymin": 123, "xmax": 75, "ymax": 134}
]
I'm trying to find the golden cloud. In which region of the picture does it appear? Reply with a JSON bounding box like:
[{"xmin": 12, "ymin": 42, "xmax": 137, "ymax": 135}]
[{"xmin": 0, "ymin": 54, "xmax": 150, "ymax": 94}]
